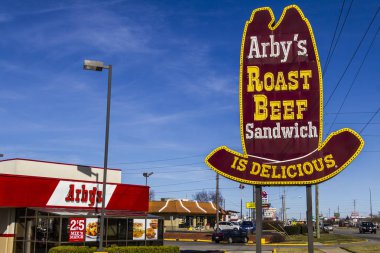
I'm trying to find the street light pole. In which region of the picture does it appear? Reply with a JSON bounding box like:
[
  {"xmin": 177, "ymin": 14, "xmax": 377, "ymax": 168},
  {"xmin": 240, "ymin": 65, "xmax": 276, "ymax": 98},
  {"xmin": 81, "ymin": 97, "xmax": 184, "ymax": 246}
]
[
  {"xmin": 143, "ymin": 172, "xmax": 154, "ymax": 186},
  {"xmin": 216, "ymin": 173, "xmax": 220, "ymax": 231},
  {"xmin": 83, "ymin": 60, "xmax": 112, "ymax": 252},
  {"xmin": 143, "ymin": 172, "xmax": 153, "ymax": 246}
]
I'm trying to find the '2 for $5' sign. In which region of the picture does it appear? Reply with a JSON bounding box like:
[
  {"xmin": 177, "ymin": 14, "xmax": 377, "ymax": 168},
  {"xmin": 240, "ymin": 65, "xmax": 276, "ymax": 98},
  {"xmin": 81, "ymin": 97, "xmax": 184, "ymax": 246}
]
[{"xmin": 205, "ymin": 5, "xmax": 364, "ymax": 185}]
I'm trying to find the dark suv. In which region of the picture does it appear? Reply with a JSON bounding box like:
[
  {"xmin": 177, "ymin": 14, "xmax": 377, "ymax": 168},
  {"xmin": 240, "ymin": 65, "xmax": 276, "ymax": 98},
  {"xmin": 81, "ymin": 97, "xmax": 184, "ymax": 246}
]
[
  {"xmin": 212, "ymin": 229, "xmax": 249, "ymax": 243},
  {"xmin": 240, "ymin": 221, "xmax": 256, "ymax": 234},
  {"xmin": 359, "ymin": 221, "xmax": 377, "ymax": 234}
]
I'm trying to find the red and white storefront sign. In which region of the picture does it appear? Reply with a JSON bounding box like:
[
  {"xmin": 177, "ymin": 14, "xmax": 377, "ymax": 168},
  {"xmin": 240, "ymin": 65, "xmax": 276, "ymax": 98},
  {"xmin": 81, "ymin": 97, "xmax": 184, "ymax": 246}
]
[
  {"xmin": 0, "ymin": 174, "xmax": 148, "ymax": 211},
  {"xmin": 47, "ymin": 181, "xmax": 117, "ymax": 208}
]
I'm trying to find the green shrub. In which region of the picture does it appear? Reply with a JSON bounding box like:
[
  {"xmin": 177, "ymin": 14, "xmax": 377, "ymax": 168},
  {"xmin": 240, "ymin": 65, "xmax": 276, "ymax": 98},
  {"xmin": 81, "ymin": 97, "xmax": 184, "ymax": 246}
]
[
  {"xmin": 299, "ymin": 224, "xmax": 308, "ymax": 234},
  {"xmin": 284, "ymin": 224, "xmax": 309, "ymax": 235},
  {"xmin": 49, "ymin": 246, "xmax": 180, "ymax": 253},
  {"xmin": 48, "ymin": 246, "xmax": 97, "ymax": 253},
  {"xmin": 284, "ymin": 225, "xmax": 301, "ymax": 235},
  {"xmin": 105, "ymin": 246, "xmax": 179, "ymax": 253}
]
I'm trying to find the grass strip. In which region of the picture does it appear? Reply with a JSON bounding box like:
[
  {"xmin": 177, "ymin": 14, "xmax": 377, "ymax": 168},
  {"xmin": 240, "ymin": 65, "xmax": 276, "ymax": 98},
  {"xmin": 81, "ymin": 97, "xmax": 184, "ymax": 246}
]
[
  {"xmin": 284, "ymin": 233, "xmax": 365, "ymax": 244},
  {"xmin": 341, "ymin": 244, "xmax": 380, "ymax": 253},
  {"xmin": 274, "ymin": 248, "xmax": 325, "ymax": 253}
]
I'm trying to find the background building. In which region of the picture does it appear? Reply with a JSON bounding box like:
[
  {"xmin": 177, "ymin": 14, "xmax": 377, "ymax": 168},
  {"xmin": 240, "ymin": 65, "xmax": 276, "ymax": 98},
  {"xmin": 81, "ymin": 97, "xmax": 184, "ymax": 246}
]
[{"xmin": 149, "ymin": 199, "xmax": 226, "ymax": 230}]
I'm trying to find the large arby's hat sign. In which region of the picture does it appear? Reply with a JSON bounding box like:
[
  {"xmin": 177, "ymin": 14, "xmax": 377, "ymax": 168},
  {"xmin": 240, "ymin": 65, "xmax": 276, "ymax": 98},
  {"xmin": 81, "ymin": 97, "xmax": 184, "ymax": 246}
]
[{"xmin": 205, "ymin": 5, "xmax": 364, "ymax": 185}]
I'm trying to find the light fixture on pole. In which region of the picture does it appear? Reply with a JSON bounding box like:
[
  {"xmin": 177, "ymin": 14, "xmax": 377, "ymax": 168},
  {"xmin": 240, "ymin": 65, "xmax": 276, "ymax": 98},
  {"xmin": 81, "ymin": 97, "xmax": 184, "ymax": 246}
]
[
  {"xmin": 143, "ymin": 172, "xmax": 154, "ymax": 186},
  {"xmin": 83, "ymin": 59, "xmax": 112, "ymax": 252},
  {"xmin": 239, "ymin": 184, "xmax": 245, "ymax": 220},
  {"xmin": 142, "ymin": 172, "xmax": 153, "ymax": 246}
]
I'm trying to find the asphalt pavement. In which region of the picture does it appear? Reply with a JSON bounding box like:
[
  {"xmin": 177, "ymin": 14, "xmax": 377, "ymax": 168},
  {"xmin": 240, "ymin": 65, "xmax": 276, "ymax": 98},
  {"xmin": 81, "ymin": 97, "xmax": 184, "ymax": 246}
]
[
  {"xmin": 333, "ymin": 227, "xmax": 380, "ymax": 242},
  {"xmin": 167, "ymin": 227, "xmax": 380, "ymax": 253}
]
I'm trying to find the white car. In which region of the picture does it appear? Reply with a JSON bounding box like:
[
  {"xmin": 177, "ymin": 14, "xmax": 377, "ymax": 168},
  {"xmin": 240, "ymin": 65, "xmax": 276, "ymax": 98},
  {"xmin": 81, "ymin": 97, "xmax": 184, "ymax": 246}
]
[
  {"xmin": 321, "ymin": 223, "xmax": 333, "ymax": 232},
  {"xmin": 214, "ymin": 221, "xmax": 240, "ymax": 231}
]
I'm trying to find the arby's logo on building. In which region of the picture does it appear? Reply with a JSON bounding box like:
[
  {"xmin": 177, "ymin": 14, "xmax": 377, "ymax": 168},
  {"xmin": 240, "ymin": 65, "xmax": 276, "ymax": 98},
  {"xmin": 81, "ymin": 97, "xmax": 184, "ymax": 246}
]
[
  {"xmin": 205, "ymin": 5, "xmax": 364, "ymax": 185},
  {"xmin": 65, "ymin": 184, "xmax": 103, "ymax": 207},
  {"xmin": 47, "ymin": 181, "xmax": 117, "ymax": 208}
]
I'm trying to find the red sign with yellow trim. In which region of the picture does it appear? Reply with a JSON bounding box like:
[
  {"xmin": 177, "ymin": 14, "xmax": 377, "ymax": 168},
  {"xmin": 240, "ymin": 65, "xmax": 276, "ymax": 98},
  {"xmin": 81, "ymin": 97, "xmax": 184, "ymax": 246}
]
[{"xmin": 205, "ymin": 5, "xmax": 364, "ymax": 185}]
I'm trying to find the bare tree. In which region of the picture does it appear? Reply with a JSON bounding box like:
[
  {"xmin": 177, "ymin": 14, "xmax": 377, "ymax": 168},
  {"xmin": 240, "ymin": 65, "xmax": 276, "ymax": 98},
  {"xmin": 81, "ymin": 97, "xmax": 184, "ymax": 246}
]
[
  {"xmin": 149, "ymin": 190, "xmax": 155, "ymax": 201},
  {"xmin": 193, "ymin": 190, "xmax": 209, "ymax": 202},
  {"xmin": 193, "ymin": 190, "xmax": 224, "ymax": 207}
]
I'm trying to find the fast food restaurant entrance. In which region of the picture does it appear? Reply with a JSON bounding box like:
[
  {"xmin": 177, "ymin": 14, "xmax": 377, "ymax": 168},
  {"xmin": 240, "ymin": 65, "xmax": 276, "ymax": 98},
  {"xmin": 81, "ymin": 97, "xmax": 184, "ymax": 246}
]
[
  {"xmin": 12, "ymin": 208, "xmax": 163, "ymax": 253},
  {"xmin": 0, "ymin": 158, "xmax": 163, "ymax": 253}
]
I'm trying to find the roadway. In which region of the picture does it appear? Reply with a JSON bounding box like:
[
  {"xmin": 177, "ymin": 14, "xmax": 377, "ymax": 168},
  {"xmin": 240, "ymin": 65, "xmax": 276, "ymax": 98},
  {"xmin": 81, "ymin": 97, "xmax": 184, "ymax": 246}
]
[
  {"xmin": 166, "ymin": 240, "xmax": 311, "ymax": 252},
  {"xmin": 165, "ymin": 227, "xmax": 379, "ymax": 252},
  {"xmin": 167, "ymin": 240, "xmax": 276, "ymax": 252},
  {"xmin": 333, "ymin": 227, "xmax": 380, "ymax": 242}
]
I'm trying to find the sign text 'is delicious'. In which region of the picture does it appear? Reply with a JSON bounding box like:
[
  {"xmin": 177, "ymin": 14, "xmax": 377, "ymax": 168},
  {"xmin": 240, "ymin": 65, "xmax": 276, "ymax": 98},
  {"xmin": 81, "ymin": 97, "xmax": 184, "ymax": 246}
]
[{"xmin": 205, "ymin": 5, "xmax": 364, "ymax": 185}]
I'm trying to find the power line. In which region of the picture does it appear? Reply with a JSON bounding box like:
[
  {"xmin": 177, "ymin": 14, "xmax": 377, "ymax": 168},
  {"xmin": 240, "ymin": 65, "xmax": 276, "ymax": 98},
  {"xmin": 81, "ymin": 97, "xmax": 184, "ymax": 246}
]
[
  {"xmin": 325, "ymin": 122, "xmax": 380, "ymax": 125},
  {"xmin": 325, "ymin": 111, "xmax": 378, "ymax": 115},
  {"xmin": 151, "ymin": 178, "xmax": 214, "ymax": 188},
  {"xmin": 122, "ymin": 168, "xmax": 208, "ymax": 175},
  {"xmin": 327, "ymin": 25, "xmax": 380, "ymax": 134},
  {"xmin": 155, "ymin": 186, "xmax": 236, "ymax": 194},
  {"xmin": 121, "ymin": 162, "xmax": 204, "ymax": 171},
  {"xmin": 359, "ymin": 107, "xmax": 380, "ymax": 134},
  {"xmin": 109, "ymin": 154, "xmax": 204, "ymax": 165},
  {"xmin": 324, "ymin": 7, "xmax": 380, "ymax": 108},
  {"xmin": 323, "ymin": 0, "xmax": 347, "ymax": 75}
]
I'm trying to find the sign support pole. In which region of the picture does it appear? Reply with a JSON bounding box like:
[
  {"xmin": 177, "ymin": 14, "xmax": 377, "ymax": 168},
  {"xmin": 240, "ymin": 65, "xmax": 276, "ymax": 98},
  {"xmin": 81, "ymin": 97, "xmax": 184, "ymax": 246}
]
[
  {"xmin": 306, "ymin": 185, "xmax": 314, "ymax": 253},
  {"xmin": 252, "ymin": 186, "xmax": 255, "ymax": 220},
  {"xmin": 255, "ymin": 186, "xmax": 262, "ymax": 253}
]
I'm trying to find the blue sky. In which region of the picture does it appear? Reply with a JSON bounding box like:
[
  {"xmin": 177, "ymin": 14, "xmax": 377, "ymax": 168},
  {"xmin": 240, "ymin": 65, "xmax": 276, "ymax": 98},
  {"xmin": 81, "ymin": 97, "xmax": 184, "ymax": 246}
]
[{"xmin": 0, "ymin": 0, "xmax": 379, "ymax": 220}]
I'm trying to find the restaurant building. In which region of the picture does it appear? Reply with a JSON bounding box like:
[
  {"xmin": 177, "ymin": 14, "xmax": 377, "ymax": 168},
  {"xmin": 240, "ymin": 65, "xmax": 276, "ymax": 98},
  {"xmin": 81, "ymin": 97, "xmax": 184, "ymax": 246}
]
[
  {"xmin": 0, "ymin": 158, "xmax": 162, "ymax": 253},
  {"xmin": 149, "ymin": 199, "xmax": 226, "ymax": 230}
]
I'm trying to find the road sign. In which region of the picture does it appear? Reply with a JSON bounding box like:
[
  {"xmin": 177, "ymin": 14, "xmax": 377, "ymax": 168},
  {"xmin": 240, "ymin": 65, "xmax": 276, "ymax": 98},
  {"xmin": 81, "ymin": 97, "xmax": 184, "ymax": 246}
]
[{"xmin": 246, "ymin": 202, "xmax": 256, "ymax": 209}]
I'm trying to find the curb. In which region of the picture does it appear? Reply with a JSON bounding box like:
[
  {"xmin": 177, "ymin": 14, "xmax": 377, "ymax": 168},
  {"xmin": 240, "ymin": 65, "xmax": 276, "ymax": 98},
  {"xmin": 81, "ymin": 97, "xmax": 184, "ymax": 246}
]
[
  {"xmin": 165, "ymin": 238, "xmax": 213, "ymax": 243},
  {"xmin": 321, "ymin": 239, "xmax": 368, "ymax": 245},
  {"xmin": 165, "ymin": 238, "xmax": 308, "ymax": 246},
  {"xmin": 165, "ymin": 238, "xmax": 367, "ymax": 246}
]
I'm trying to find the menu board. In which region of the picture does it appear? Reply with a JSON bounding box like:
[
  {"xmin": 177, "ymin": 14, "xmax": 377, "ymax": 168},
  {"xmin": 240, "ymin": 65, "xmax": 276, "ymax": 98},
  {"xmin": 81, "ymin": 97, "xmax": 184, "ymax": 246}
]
[{"xmin": 133, "ymin": 219, "xmax": 158, "ymax": 240}]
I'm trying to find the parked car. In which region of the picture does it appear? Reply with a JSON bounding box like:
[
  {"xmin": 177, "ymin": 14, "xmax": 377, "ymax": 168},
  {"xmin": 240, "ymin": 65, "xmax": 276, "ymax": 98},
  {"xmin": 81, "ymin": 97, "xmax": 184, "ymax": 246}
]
[
  {"xmin": 212, "ymin": 229, "xmax": 249, "ymax": 243},
  {"xmin": 240, "ymin": 221, "xmax": 256, "ymax": 234},
  {"xmin": 359, "ymin": 221, "xmax": 377, "ymax": 234},
  {"xmin": 231, "ymin": 221, "xmax": 241, "ymax": 227},
  {"xmin": 214, "ymin": 221, "xmax": 240, "ymax": 231},
  {"xmin": 321, "ymin": 223, "xmax": 333, "ymax": 232}
]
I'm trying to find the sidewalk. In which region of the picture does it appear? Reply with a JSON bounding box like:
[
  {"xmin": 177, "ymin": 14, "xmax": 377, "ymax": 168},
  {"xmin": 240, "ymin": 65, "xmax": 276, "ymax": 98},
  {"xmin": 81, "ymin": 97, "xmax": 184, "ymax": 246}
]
[{"xmin": 321, "ymin": 248, "xmax": 350, "ymax": 253}]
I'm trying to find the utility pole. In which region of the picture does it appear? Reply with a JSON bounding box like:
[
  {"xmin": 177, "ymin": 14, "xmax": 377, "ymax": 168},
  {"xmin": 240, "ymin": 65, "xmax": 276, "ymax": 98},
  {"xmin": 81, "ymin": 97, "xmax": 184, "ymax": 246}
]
[
  {"xmin": 255, "ymin": 186, "xmax": 263, "ymax": 253},
  {"xmin": 281, "ymin": 187, "xmax": 286, "ymax": 224},
  {"xmin": 354, "ymin": 199, "xmax": 356, "ymax": 212},
  {"xmin": 370, "ymin": 188, "xmax": 373, "ymax": 219},
  {"xmin": 315, "ymin": 184, "xmax": 320, "ymax": 239},
  {"xmin": 216, "ymin": 173, "xmax": 219, "ymax": 230},
  {"xmin": 306, "ymin": 186, "xmax": 314, "ymax": 253},
  {"xmin": 252, "ymin": 186, "xmax": 255, "ymax": 221},
  {"xmin": 241, "ymin": 196, "xmax": 243, "ymax": 220}
]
